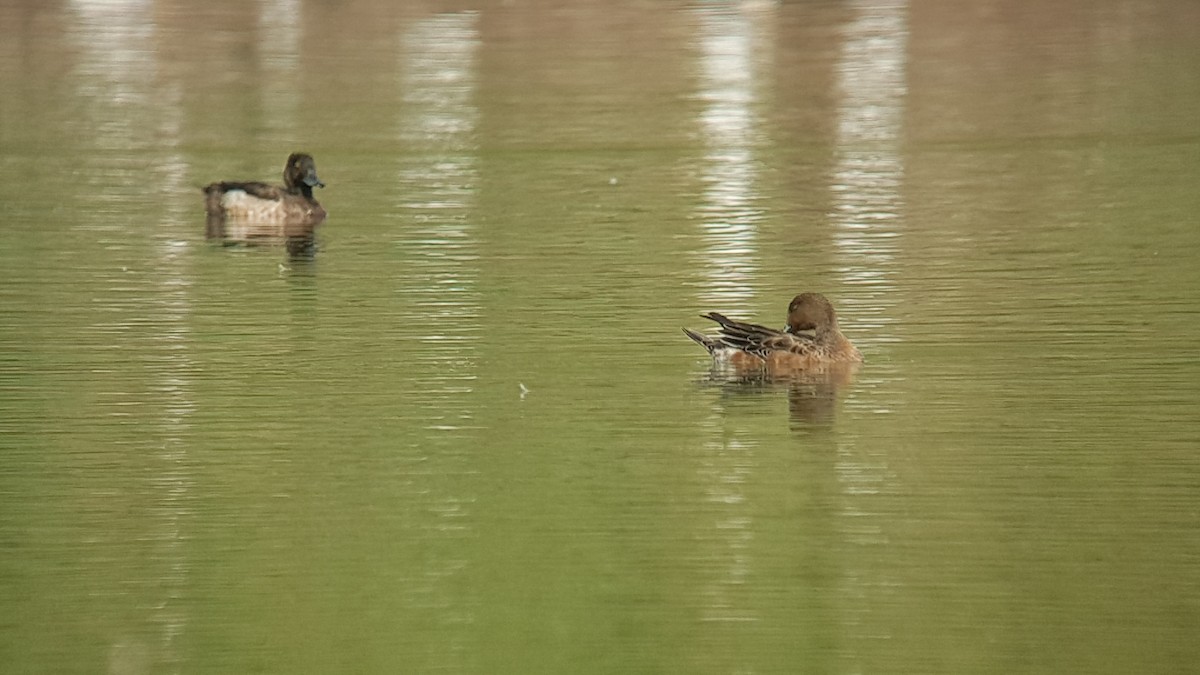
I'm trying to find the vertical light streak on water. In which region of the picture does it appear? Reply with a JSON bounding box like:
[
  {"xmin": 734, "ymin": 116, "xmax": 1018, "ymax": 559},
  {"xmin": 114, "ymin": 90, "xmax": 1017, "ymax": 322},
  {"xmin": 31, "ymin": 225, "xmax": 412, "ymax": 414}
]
[
  {"xmin": 67, "ymin": 0, "xmax": 189, "ymax": 219},
  {"xmin": 830, "ymin": 0, "xmax": 908, "ymax": 332},
  {"xmin": 258, "ymin": 0, "xmax": 301, "ymax": 138},
  {"xmin": 395, "ymin": 13, "xmax": 481, "ymax": 666},
  {"xmin": 67, "ymin": 0, "xmax": 155, "ymax": 153},
  {"xmin": 68, "ymin": 3, "xmax": 193, "ymax": 671},
  {"xmin": 830, "ymin": 0, "xmax": 908, "ymax": 652},
  {"xmin": 67, "ymin": 0, "xmax": 180, "ymax": 223},
  {"xmin": 397, "ymin": 11, "xmax": 481, "ymax": 401},
  {"xmin": 140, "ymin": 239, "xmax": 195, "ymax": 675},
  {"xmin": 693, "ymin": 6, "xmax": 770, "ymax": 309},
  {"xmin": 692, "ymin": 3, "xmax": 776, "ymax": 628}
]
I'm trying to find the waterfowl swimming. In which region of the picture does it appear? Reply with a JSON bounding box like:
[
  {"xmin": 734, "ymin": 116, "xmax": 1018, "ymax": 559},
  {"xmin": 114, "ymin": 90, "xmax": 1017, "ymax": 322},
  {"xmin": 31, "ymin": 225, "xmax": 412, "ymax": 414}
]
[
  {"xmin": 203, "ymin": 153, "xmax": 326, "ymax": 238},
  {"xmin": 684, "ymin": 292, "xmax": 863, "ymax": 373}
]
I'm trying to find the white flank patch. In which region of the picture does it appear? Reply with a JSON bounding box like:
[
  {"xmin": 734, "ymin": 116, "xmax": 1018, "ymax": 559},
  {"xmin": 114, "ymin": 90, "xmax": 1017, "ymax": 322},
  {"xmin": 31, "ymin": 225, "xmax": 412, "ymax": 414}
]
[{"xmin": 220, "ymin": 190, "xmax": 287, "ymax": 223}]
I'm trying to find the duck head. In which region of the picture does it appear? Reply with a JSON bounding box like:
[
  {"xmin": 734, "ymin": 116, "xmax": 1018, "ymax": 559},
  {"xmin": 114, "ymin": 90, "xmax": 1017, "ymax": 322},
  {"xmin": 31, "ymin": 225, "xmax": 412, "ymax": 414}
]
[
  {"xmin": 785, "ymin": 292, "xmax": 839, "ymax": 335},
  {"xmin": 283, "ymin": 153, "xmax": 324, "ymax": 194}
]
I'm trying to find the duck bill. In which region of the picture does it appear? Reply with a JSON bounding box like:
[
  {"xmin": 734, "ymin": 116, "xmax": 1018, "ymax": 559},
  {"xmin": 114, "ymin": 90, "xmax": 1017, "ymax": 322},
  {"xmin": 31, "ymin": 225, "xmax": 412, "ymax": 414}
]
[{"xmin": 303, "ymin": 171, "xmax": 325, "ymax": 189}]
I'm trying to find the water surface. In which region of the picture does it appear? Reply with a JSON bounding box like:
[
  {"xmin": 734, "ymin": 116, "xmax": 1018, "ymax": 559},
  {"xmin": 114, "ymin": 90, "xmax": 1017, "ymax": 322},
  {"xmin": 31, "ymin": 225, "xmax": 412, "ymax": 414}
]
[{"xmin": 2, "ymin": 0, "xmax": 1199, "ymax": 673}]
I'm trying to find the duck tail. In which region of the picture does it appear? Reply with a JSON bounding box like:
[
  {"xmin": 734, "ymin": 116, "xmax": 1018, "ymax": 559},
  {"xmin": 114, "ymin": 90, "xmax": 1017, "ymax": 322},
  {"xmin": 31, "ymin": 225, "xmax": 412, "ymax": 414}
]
[{"xmin": 682, "ymin": 327, "xmax": 722, "ymax": 355}]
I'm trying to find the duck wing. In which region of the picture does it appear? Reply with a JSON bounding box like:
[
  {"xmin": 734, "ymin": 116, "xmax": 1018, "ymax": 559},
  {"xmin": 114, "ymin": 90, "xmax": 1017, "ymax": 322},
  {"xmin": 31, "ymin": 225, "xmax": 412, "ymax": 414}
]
[
  {"xmin": 204, "ymin": 181, "xmax": 286, "ymax": 201},
  {"xmin": 702, "ymin": 312, "xmax": 816, "ymax": 358}
]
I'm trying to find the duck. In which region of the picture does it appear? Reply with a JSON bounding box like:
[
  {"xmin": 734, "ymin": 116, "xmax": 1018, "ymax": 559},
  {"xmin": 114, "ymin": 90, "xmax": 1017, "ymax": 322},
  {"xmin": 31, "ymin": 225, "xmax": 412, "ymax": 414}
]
[
  {"xmin": 203, "ymin": 153, "xmax": 326, "ymax": 238},
  {"xmin": 683, "ymin": 292, "xmax": 863, "ymax": 373}
]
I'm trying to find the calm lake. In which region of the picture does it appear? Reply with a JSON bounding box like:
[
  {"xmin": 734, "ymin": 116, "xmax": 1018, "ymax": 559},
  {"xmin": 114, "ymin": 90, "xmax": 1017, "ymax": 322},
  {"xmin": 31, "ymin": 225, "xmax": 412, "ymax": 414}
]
[{"xmin": 2, "ymin": 0, "xmax": 1199, "ymax": 672}]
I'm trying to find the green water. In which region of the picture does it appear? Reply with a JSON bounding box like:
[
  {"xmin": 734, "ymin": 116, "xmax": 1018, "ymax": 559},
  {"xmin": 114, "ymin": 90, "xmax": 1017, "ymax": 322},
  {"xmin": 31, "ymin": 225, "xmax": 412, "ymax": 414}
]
[{"xmin": 2, "ymin": 1, "xmax": 1199, "ymax": 673}]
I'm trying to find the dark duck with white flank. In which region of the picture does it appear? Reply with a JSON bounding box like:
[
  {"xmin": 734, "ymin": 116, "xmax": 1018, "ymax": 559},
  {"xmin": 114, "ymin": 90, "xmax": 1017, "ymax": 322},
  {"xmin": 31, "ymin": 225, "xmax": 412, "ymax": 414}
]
[{"xmin": 203, "ymin": 153, "xmax": 326, "ymax": 239}]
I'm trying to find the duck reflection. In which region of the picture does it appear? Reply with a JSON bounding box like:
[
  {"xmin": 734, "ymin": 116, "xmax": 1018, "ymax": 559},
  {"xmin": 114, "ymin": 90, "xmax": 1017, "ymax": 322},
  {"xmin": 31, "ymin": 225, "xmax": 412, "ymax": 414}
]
[
  {"xmin": 785, "ymin": 363, "xmax": 858, "ymax": 429},
  {"xmin": 203, "ymin": 153, "xmax": 327, "ymax": 257},
  {"xmin": 699, "ymin": 363, "xmax": 859, "ymax": 430}
]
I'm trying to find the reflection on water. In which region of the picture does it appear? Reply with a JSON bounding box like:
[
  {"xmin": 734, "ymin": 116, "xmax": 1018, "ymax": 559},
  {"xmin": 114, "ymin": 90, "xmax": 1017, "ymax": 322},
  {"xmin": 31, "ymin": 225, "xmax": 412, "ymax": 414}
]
[
  {"xmin": 394, "ymin": 13, "xmax": 482, "ymax": 668},
  {"xmin": 698, "ymin": 363, "xmax": 860, "ymax": 431},
  {"xmin": 68, "ymin": 0, "xmax": 155, "ymax": 147},
  {"xmin": 831, "ymin": 0, "xmax": 906, "ymax": 338},
  {"xmin": 258, "ymin": 0, "xmax": 301, "ymax": 137},
  {"xmin": 396, "ymin": 11, "xmax": 481, "ymax": 392},
  {"xmin": 828, "ymin": 0, "xmax": 907, "ymax": 650},
  {"xmin": 692, "ymin": 6, "xmax": 771, "ymax": 308},
  {"xmin": 690, "ymin": 5, "xmax": 776, "ymax": 632},
  {"xmin": 69, "ymin": 0, "xmax": 189, "ymax": 227},
  {"xmin": 67, "ymin": 3, "xmax": 194, "ymax": 671}
]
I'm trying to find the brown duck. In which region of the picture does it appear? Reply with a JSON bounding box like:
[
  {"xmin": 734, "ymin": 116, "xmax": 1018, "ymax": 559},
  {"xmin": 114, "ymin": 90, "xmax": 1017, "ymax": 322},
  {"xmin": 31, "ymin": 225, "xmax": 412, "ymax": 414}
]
[{"xmin": 684, "ymin": 292, "xmax": 863, "ymax": 373}]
